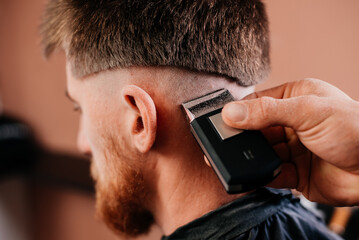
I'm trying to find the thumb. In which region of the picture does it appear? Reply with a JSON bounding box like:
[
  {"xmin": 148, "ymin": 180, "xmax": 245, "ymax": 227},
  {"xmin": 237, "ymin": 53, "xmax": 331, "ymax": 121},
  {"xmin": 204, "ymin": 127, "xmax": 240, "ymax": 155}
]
[{"xmin": 222, "ymin": 95, "xmax": 318, "ymax": 130}]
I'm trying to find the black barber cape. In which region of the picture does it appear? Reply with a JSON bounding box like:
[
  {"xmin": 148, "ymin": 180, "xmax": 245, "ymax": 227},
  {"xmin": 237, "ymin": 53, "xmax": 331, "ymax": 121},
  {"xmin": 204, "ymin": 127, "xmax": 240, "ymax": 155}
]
[{"xmin": 162, "ymin": 188, "xmax": 341, "ymax": 240}]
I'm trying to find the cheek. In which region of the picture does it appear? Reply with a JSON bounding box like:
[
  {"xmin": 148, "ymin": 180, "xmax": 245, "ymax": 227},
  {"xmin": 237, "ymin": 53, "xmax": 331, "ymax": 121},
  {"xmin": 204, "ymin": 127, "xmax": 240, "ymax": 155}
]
[
  {"xmin": 80, "ymin": 113, "xmax": 110, "ymax": 179},
  {"xmin": 82, "ymin": 99, "xmax": 133, "ymax": 177},
  {"xmin": 85, "ymin": 116, "xmax": 129, "ymax": 180}
]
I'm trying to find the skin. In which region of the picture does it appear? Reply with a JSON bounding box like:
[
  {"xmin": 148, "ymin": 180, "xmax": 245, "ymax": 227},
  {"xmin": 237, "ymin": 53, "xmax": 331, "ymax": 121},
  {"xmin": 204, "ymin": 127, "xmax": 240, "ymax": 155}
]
[
  {"xmin": 65, "ymin": 63, "xmax": 254, "ymax": 237},
  {"xmin": 222, "ymin": 78, "xmax": 359, "ymax": 206}
]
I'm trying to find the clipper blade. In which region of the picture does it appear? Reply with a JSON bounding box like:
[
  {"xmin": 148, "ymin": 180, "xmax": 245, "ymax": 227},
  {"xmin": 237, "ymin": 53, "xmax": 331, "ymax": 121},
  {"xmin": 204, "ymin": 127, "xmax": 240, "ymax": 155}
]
[{"xmin": 181, "ymin": 89, "xmax": 234, "ymax": 122}]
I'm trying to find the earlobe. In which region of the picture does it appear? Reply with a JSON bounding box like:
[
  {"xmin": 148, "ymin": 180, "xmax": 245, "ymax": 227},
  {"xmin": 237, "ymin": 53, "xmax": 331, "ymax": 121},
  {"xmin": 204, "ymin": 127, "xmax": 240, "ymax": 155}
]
[{"xmin": 122, "ymin": 85, "xmax": 157, "ymax": 153}]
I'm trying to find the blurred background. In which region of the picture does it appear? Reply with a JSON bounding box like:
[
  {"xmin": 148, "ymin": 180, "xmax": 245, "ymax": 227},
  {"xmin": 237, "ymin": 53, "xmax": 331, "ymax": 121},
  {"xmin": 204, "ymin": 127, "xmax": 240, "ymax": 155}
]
[{"xmin": 0, "ymin": 0, "xmax": 358, "ymax": 240}]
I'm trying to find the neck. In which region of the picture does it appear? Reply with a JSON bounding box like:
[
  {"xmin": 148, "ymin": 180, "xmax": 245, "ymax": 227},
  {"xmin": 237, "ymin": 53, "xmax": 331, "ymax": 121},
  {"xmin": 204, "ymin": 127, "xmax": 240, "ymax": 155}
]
[
  {"xmin": 152, "ymin": 150, "xmax": 247, "ymax": 236},
  {"xmin": 140, "ymin": 72, "xmax": 255, "ymax": 235}
]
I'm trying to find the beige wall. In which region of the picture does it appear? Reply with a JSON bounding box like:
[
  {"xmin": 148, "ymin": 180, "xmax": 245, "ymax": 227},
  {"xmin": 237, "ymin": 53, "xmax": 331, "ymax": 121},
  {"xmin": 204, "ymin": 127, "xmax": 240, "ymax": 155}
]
[
  {"xmin": 0, "ymin": 0, "xmax": 78, "ymax": 154},
  {"xmin": 260, "ymin": 0, "xmax": 359, "ymax": 98},
  {"xmin": 0, "ymin": 1, "xmax": 358, "ymax": 240}
]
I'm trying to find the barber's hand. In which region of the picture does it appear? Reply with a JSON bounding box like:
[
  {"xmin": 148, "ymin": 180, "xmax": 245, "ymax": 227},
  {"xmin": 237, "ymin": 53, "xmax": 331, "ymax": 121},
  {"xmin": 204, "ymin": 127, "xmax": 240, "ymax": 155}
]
[{"xmin": 222, "ymin": 79, "xmax": 359, "ymax": 206}]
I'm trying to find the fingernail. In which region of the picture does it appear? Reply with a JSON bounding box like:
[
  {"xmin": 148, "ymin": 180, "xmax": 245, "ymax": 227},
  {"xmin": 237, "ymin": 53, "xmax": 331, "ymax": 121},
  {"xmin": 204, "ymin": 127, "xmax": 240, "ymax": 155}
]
[{"xmin": 223, "ymin": 103, "xmax": 247, "ymax": 122}]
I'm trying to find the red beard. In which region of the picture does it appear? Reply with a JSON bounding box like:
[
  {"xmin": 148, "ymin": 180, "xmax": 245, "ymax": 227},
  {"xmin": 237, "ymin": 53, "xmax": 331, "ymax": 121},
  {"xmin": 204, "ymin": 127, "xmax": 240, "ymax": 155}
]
[{"xmin": 91, "ymin": 136, "xmax": 154, "ymax": 237}]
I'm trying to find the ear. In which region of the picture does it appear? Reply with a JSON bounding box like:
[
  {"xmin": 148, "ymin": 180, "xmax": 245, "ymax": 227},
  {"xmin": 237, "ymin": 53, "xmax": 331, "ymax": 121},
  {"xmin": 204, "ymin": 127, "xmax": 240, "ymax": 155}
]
[{"xmin": 121, "ymin": 85, "xmax": 157, "ymax": 153}]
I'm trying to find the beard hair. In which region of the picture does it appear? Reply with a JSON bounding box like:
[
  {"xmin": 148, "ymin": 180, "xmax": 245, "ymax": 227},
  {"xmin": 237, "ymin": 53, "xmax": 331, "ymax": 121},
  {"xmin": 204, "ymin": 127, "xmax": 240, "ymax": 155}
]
[{"xmin": 91, "ymin": 135, "xmax": 154, "ymax": 237}]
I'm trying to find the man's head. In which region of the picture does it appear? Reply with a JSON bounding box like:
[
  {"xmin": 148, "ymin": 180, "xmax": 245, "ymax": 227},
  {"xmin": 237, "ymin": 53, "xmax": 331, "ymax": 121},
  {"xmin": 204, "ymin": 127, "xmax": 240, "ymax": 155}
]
[
  {"xmin": 42, "ymin": 0, "xmax": 269, "ymax": 237},
  {"xmin": 42, "ymin": 0, "xmax": 269, "ymax": 85}
]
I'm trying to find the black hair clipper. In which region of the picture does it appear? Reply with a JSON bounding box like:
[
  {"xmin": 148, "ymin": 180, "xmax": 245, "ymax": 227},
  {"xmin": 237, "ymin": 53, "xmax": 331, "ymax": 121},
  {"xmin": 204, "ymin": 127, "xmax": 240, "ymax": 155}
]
[{"xmin": 182, "ymin": 89, "xmax": 281, "ymax": 194}]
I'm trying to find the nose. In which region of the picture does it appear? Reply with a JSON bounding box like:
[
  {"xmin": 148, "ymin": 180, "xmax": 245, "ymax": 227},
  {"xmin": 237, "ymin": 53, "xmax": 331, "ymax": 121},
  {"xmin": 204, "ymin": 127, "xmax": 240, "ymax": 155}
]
[{"xmin": 77, "ymin": 116, "xmax": 92, "ymax": 157}]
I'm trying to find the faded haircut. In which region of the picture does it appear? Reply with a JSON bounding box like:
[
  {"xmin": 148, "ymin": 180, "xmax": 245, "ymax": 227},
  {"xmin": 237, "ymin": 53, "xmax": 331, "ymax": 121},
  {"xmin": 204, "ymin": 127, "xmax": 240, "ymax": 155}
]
[{"xmin": 41, "ymin": 0, "xmax": 270, "ymax": 86}]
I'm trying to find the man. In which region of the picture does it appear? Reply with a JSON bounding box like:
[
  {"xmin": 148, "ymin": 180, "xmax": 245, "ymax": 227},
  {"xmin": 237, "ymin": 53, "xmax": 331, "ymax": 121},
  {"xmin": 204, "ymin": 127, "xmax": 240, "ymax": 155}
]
[{"xmin": 41, "ymin": 0, "xmax": 341, "ymax": 239}]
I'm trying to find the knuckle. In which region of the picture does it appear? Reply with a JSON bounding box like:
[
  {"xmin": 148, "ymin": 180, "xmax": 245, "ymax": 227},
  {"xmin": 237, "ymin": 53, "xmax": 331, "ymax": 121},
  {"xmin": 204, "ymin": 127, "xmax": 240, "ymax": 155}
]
[
  {"xmin": 306, "ymin": 95, "xmax": 333, "ymax": 114},
  {"xmin": 302, "ymin": 78, "xmax": 321, "ymax": 84},
  {"xmin": 300, "ymin": 78, "xmax": 328, "ymax": 95},
  {"xmin": 258, "ymin": 96, "xmax": 275, "ymax": 122}
]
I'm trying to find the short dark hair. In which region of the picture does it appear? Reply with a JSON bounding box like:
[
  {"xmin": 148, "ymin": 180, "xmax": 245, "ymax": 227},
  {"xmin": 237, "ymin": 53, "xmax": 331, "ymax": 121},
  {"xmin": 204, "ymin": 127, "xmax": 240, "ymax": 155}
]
[{"xmin": 41, "ymin": 0, "xmax": 270, "ymax": 86}]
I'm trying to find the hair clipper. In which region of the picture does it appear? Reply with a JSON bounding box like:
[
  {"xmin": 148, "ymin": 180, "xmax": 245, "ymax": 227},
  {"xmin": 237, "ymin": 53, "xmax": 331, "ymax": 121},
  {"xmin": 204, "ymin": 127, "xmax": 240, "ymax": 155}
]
[{"xmin": 182, "ymin": 89, "xmax": 281, "ymax": 194}]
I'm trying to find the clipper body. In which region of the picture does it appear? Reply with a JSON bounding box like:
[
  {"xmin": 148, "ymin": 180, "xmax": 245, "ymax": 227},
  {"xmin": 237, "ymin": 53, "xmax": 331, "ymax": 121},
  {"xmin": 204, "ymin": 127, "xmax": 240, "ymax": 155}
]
[{"xmin": 182, "ymin": 89, "xmax": 281, "ymax": 193}]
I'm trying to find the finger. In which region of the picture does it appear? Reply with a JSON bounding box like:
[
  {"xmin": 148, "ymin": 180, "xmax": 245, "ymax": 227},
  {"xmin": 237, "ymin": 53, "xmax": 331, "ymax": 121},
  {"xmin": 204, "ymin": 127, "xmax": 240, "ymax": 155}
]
[
  {"xmin": 286, "ymin": 128, "xmax": 308, "ymax": 158},
  {"xmin": 266, "ymin": 162, "xmax": 298, "ymax": 189},
  {"xmin": 242, "ymin": 79, "xmax": 337, "ymax": 101},
  {"xmin": 261, "ymin": 126, "xmax": 286, "ymax": 146},
  {"xmin": 222, "ymin": 95, "xmax": 328, "ymax": 131},
  {"xmin": 242, "ymin": 82, "xmax": 289, "ymax": 100},
  {"xmin": 272, "ymin": 142, "xmax": 291, "ymax": 162}
]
